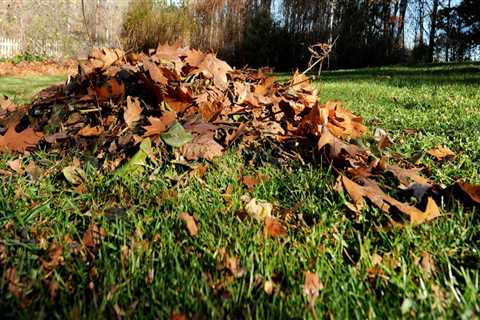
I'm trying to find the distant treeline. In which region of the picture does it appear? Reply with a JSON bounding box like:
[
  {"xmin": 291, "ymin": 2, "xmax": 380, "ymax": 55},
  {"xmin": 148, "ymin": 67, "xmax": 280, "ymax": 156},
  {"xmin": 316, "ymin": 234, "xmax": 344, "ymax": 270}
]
[{"xmin": 122, "ymin": 0, "xmax": 480, "ymax": 70}]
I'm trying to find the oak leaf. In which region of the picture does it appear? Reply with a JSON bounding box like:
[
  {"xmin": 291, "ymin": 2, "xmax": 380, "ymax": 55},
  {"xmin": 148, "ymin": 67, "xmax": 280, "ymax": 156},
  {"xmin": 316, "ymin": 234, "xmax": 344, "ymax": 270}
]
[{"xmin": 0, "ymin": 119, "xmax": 43, "ymax": 153}]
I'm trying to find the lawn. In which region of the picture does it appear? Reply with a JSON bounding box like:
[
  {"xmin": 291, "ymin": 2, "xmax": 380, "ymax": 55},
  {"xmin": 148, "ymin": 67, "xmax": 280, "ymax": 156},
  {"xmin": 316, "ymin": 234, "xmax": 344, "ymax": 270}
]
[{"xmin": 0, "ymin": 63, "xmax": 479, "ymax": 319}]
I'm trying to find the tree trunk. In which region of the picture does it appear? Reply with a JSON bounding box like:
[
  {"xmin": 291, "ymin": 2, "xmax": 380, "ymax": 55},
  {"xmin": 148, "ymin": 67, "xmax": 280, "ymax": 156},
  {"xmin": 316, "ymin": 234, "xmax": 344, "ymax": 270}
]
[{"xmin": 428, "ymin": 0, "xmax": 439, "ymax": 62}]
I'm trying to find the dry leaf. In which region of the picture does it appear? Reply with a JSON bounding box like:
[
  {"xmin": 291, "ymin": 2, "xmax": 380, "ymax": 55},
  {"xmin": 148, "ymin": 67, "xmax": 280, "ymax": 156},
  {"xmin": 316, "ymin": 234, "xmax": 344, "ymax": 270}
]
[
  {"xmin": 179, "ymin": 212, "xmax": 198, "ymax": 236},
  {"xmin": 0, "ymin": 119, "xmax": 43, "ymax": 153},
  {"xmin": 78, "ymin": 125, "xmax": 104, "ymax": 137},
  {"xmin": 8, "ymin": 159, "xmax": 24, "ymax": 174},
  {"xmin": 143, "ymin": 112, "xmax": 176, "ymax": 137},
  {"xmin": 124, "ymin": 96, "xmax": 142, "ymax": 128},
  {"xmin": 225, "ymin": 255, "xmax": 246, "ymax": 278},
  {"xmin": 453, "ymin": 182, "xmax": 480, "ymax": 205},
  {"xmin": 264, "ymin": 280, "xmax": 275, "ymax": 295},
  {"xmin": 427, "ymin": 146, "xmax": 455, "ymax": 161},
  {"xmin": 83, "ymin": 224, "xmax": 106, "ymax": 248},
  {"xmin": 180, "ymin": 133, "xmax": 223, "ymax": 161},
  {"xmin": 264, "ymin": 216, "xmax": 288, "ymax": 237},
  {"xmin": 244, "ymin": 197, "xmax": 273, "ymax": 222},
  {"xmin": 303, "ymin": 271, "xmax": 323, "ymax": 299}
]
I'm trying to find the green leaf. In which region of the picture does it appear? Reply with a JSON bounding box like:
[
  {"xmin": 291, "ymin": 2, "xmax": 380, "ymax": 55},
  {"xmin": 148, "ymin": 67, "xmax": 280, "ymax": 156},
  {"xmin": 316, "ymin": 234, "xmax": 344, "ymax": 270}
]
[
  {"xmin": 160, "ymin": 121, "xmax": 192, "ymax": 147},
  {"xmin": 115, "ymin": 137, "xmax": 152, "ymax": 177}
]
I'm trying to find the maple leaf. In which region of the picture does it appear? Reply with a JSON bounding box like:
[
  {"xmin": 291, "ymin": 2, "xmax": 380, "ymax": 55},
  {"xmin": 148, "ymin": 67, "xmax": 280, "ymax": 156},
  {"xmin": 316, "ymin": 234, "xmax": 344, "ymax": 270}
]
[
  {"xmin": 179, "ymin": 212, "xmax": 198, "ymax": 236},
  {"xmin": 0, "ymin": 118, "xmax": 43, "ymax": 153},
  {"xmin": 143, "ymin": 112, "xmax": 176, "ymax": 137},
  {"xmin": 124, "ymin": 96, "xmax": 142, "ymax": 128}
]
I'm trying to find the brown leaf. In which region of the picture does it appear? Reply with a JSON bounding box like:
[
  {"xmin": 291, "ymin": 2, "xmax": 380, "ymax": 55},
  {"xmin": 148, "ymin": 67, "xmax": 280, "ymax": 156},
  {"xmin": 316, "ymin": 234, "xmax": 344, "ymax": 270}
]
[
  {"xmin": 453, "ymin": 181, "xmax": 480, "ymax": 205},
  {"xmin": 0, "ymin": 118, "xmax": 43, "ymax": 153},
  {"xmin": 317, "ymin": 126, "xmax": 365, "ymax": 161},
  {"xmin": 180, "ymin": 133, "xmax": 223, "ymax": 161},
  {"xmin": 26, "ymin": 160, "xmax": 42, "ymax": 180},
  {"xmin": 143, "ymin": 59, "xmax": 168, "ymax": 85},
  {"xmin": 143, "ymin": 112, "xmax": 176, "ymax": 137},
  {"xmin": 41, "ymin": 242, "xmax": 64, "ymax": 272},
  {"xmin": 78, "ymin": 125, "xmax": 104, "ymax": 137},
  {"xmin": 264, "ymin": 216, "xmax": 288, "ymax": 237},
  {"xmin": 303, "ymin": 271, "xmax": 323, "ymax": 299},
  {"xmin": 5, "ymin": 267, "xmax": 22, "ymax": 299},
  {"xmin": 341, "ymin": 176, "xmax": 440, "ymax": 224},
  {"xmin": 124, "ymin": 96, "xmax": 142, "ymax": 128},
  {"xmin": 420, "ymin": 251, "xmax": 437, "ymax": 276},
  {"xmin": 225, "ymin": 255, "xmax": 246, "ymax": 278},
  {"xmin": 95, "ymin": 78, "xmax": 125, "ymax": 100},
  {"xmin": 0, "ymin": 95, "xmax": 17, "ymax": 114},
  {"xmin": 83, "ymin": 224, "xmax": 106, "ymax": 248},
  {"xmin": 8, "ymin": 159, "xmax": 24, "ymax": 175},
  {"xmin": 170, "ymin": 313, "xmax": 187, "ymax": 320},
  {"xmin": 48, "ymin": 280, "xmax": 59, "ymax": 301},
  {"xmin": 194, "ymin": 53, "xmax": 233, "ymax": 90},
  {"xmin": 427, "ymin": 146, "xmax": 455, "ymax": 161},
  {"xmin": 179, "ymin": 212, "xmax": 198, "ymax": 236}
]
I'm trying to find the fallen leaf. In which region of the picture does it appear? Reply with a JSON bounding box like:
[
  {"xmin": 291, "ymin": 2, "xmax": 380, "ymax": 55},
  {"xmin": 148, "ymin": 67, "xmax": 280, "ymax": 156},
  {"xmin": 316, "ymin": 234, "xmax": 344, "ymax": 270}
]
[
  {"xmin": 264, "ymin": 280, "xmax": 275, "ymax": 295},
  {"xmin": 124, "ymin": 96, "xmax": 142, "ymax": 128},
  {"xmin": 420, "ymin": 251, "xmax": 437, "ymax": 276},
  {"xmin": 179, "ymin": 212, "xmax": 198, "ymax": 236},
  {"xmin": 243, "ymin": 197, "xmax": 273, "ymax": 222},
  {"xmin": 453, "ymin": 181, "xmax": 480, "ymax": 205},
  {"xmin": 180, "ymin": 133, "xmax": 223, "ymax": 161},
  {"xmin": 170, "ymin": 313, "xmax": 187, "ymax": 320},
  {"xmin": 95, "ymin": 78, "xmax": 125, "ymax": 100},
  {"xmin": 26, "ymin": 161, "xmax": 42, "ymax": 180},
  {"xmin": 48, "ymin": 280, "xmax": 59, "ymax": 301},
  {"xmin": 78, "ymin": 125, "xmax": 104, "ymax": 137},
  {"xmin": 143, "ymin": 59, "xmax": 168, "ymax": 85},
  {"xmin": 8, "ymin": 159, "xmax": 24, "ymax": 175},
  {"xmin": 83, "ymin": 224, "xmax": 106, "ymax": 248},
  {"xmin": 115, "ymin": 138, "xmax": 152, "ymax": 177},
  {"xmin": 143, "ymin": 112, "xmax": 176, "ymax": 137},
  {"xmin": 161, "ymin": 121, "xmax": 193, "ymax": 147},
  {"xmin": 0, "ymin": 118, "xmax": 43, "ymax": 153},
  {"xmin": 427, "ymin": 146, "xmax": 455, "ymax": 161},
  {"xmin": 303, "ymin": 271, "xmax": 323, "ymax": 299},
  {"xmin": 264, "ymin": 216, "xmax": 288, "ymax": 237},
  {"xmin": 63, "ymin": 164, "xmax": 86, "ymax": 185},
  {"xmin": 225, "ymin": 255, "xmax": 246, "ymax": 278}
]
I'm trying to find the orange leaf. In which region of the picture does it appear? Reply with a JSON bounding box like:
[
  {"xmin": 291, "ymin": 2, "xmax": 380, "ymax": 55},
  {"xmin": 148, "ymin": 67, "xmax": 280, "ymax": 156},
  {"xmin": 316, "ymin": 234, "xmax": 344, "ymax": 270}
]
[
  {"xmin": 179, "ymin": 212, "xmax": 198, "ymax": 236},
  {"xmin": 78, "ymin": 125, "xmax": 104, "ymax": 137},
  {"xmin": 143, "ymin": 112, "xmax": 176, "ymax": 137},
  {"xmin": 427, "ymin": 146, "xmax": 455, "ymax": 161},
  {"xmin": 95, "ymin": 78, "xmax": 125, "ymax": 100},
  {"xmin": 303, "ymin": 271, "xmax": 323, "ymax": 299},
  {"xmin": 264, "ymin": 216, "xmax": 288, "ymax": 237},
  {"xmin": 143, "ymin": 59, "xmax": 168, "ymax": 85}
]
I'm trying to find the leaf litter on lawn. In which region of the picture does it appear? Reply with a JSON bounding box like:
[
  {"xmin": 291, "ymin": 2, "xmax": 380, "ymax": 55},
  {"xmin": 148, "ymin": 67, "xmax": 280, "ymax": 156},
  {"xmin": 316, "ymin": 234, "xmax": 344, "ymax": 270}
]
[{"xmin": 0, "ymin": 43, "xmax": 478, "ymax": 228}]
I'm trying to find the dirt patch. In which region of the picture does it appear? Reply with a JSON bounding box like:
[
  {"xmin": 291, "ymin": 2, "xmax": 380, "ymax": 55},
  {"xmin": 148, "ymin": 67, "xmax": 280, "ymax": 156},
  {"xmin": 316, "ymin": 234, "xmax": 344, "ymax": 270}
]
[{"xmin": 0, "ymin": 60, "xmax": 77, "ymax": 77}]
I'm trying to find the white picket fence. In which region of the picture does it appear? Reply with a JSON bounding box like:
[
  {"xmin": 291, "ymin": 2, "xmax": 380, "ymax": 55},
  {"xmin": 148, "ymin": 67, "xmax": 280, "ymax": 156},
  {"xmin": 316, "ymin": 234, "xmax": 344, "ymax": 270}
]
[
  {"xmin": 0, "ymin": 37, "xmax": 21, "ymax": 57},
  {"xmin": 0, "ymin": 37, "xmax": 61, "ymax": 58}
]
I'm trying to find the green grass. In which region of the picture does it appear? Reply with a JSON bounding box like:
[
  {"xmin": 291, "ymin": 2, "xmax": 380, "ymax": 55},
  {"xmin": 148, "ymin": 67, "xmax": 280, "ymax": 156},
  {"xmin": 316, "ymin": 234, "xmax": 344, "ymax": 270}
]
[
  {"xmin": 1, "ymin": 64, "xmax": 479, "ymax": 319},
  {"xmin": 0, "ymin": 75, "xmax": 66, "ymax": 104}
]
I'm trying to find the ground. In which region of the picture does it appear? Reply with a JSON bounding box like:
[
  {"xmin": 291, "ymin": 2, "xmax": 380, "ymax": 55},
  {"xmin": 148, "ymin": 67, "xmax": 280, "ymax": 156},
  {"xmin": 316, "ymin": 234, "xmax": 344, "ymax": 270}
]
[{"xmin": 0, "ymin": 63, "xmax": 479, "ymax": 319}]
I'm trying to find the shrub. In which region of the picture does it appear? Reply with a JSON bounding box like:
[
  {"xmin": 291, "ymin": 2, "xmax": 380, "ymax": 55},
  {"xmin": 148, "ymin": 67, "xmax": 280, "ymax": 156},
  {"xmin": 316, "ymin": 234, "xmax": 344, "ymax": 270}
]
[{"xmin": 121, "ymin": 0, "xmax": 192, "ymax": 52}]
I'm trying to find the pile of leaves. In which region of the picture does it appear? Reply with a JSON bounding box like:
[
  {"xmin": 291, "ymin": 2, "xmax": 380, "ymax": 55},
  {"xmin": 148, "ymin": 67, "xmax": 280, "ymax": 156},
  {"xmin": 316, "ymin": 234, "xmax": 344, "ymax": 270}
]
[{"xmin": 0, "ymin": 44, "xmax": 478, "ymax": 225}]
